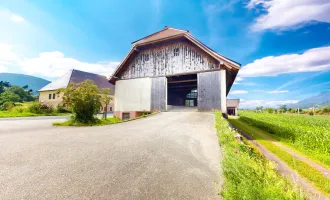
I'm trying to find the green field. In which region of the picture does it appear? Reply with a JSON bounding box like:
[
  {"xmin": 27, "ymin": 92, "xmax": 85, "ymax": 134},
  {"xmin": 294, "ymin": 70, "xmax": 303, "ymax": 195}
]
[
  {"xmin": 215, "ymin": 112, "xmax": 304, "ymax": 199},
  {"xmin": 238, "ymin": 111, "xmax": 330, "ymax": 168}
]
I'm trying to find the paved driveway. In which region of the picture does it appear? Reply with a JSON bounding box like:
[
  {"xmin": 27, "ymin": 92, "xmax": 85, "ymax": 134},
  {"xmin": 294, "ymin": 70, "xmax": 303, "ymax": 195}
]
[{"xmin": 0, "ymin": 112, "xmax": 221, "ymax": 200}]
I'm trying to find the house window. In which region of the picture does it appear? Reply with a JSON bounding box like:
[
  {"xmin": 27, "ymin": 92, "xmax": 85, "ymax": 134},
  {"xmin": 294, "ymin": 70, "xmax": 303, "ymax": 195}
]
[
  {"xmin": 186, "ymin": 89, "xmax": 197, "ymax": 99},
  {"xmin": 49, "ymin": 94, "xmax": 52, "ymax": 99},
  {"xmin": 109, "ymin": 107, "xmax": 112, "ymax": 112},
  {"xmin": 53, "ymin": 93, "xmax": 56, "ymax": 99},
  {"xmin": 123, "ymin": 113, "xmax": 130, "ymax": 120},
  {"xmin": 173, "ymin": 48, "xmax": 179, "ymax": 56},
  {"xmin": 143, "ymin": 54, "xmax": 149, "ymax": 61}
]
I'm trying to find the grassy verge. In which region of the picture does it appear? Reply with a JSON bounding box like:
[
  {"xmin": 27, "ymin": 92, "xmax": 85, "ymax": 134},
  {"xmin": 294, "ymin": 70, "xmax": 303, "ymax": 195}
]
[
  {"xmin": 53, "ymin": 117, "xmax": 122, "ymax": 126},
  {"xmin": 0, "ymin": 110, "xmax": 68, "ymax": 118},
  {"xmin": 229, "ymin": 118, "xmax": 330, "ymax": 197},
  {"xmin": 238, "ymin": 111, "xmax": 330, "ymax": 168},
  {"xmin": 215, "ymin": 112, "xmax": 304, "ymax": 200}
]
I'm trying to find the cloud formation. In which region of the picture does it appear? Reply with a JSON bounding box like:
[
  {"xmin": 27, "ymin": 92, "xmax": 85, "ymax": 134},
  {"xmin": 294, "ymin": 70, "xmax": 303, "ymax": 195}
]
[
  {"xmin": 10, "ymin": 14, "xmax": 24, "ymax": 23},
  {"xmin": 240, "ymin": 99, "xmax": 298, "ymax": 109},
  {"xmin": 268, "ymin": 90, "xmax": 289, "ymax": 94},
  {"xmin": 239, "ymin": 46, "xmax": 330, "ymax": 77},
  {"xmin": 230, "ymin": 90, "xmax": 248, "ymax": 94},
  {"xmin": 0, "ymin": 9, "xmax": 25, "ymax": 23},
  {"xmin": 248, "ymin": 0, "xmax": 330, "ymax": 31},
  {"xmin": 0, "ymin": 43, "xmax": 119, "ymax": 78}
]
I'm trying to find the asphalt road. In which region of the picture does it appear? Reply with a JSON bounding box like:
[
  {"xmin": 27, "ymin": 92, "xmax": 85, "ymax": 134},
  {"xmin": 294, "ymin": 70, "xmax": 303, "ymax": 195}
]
[{"xmin": 0, "ymin": 112, "xmax": 221, "ymax": 200}]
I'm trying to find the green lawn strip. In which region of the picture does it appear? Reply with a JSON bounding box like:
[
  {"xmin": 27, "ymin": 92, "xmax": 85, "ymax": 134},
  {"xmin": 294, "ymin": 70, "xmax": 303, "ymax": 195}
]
[
  {"xmin": 216, "ymin": 112, "xmax": 305, "ymax": 200},
  {"xmin": 229, "ymin": 119, "xmax": 330, "ymax": 197},
  {"xmin": 0, "ymin": 111, "xmax": 69, "ymax": 118},
  {"xmin": 53, "ymin": 117, "xmax": 122, "ymax": 126},
  {"xmin": 53, "ymin": 112, "xmax": 159, "ymax": 126}
]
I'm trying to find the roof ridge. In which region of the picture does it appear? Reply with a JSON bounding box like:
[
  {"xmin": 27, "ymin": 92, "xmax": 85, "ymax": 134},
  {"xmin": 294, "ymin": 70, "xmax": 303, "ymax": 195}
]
[{"xmin": 131, "ymin": 26, "xmax": 187, "ymax": 44}]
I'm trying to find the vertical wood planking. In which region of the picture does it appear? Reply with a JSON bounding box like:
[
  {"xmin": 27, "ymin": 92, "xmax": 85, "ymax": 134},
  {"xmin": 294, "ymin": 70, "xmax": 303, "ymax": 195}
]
[
  {"xmin": 151, "ymin": 77, "xmax": 167, "ymax": 111},
  {"xmin": 197, "ymin": 71, "xmax": 222, "ymax": 111},
  {"xmin": 120, "ymin": 41, "xmax": 218, "ymax": 79}
]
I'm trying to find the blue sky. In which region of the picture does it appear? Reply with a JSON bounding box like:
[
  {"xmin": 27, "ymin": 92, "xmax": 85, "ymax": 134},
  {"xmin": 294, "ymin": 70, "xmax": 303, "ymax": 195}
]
[{"xmin": 0, "ymin": 0, "xmax": 330, "ymax": 108}]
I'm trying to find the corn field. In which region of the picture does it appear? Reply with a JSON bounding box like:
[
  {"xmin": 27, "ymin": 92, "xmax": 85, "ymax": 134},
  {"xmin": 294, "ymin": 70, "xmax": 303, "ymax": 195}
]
[{"xmin": 239, "ymin": 111, "xmax": 330, "ymax": 167}]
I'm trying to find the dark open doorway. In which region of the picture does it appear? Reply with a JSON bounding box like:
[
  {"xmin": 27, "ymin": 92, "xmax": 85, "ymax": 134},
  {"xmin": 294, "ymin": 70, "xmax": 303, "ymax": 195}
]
[{"xmin": 167, "ymin": 74, "xmax": 198, "ymax": 108}]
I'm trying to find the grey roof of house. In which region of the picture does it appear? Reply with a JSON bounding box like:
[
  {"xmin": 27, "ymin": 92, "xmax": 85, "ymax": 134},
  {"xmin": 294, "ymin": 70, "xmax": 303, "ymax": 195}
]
[
  {"xmin": 227, "ymin": 99, "xmax": 240, "ymax": 107},
  {"xmin": 38, "ymin": 69, "xmax": 115, "ymax": 94}
]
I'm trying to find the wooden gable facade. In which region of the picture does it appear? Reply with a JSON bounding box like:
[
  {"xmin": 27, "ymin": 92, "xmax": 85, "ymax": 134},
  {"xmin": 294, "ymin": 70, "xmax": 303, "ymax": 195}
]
[{"xmin": 111, "ymin": 27, "xmax": 240, "ymax": 119}]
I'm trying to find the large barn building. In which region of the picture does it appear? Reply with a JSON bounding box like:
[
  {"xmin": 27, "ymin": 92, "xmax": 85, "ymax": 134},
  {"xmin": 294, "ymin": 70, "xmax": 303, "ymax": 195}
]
[{"xmin": 110, "ymin": 27, "xmax": 240, "ymax": 120}]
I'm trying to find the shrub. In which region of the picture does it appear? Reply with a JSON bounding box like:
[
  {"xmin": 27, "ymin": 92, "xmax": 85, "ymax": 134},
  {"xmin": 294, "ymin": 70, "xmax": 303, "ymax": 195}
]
[
  {"xmin": 0, "ymin": 101, "xmax": 15, "ymax": 110},
  {"xmin": 28, "ymin": 102, "xmax": 54, "ymax": 115},
  {"xmin": 56, "ymin": 105, "xmax": 70, "ymax": 113},
  {"xmin": 58, "ymin": 80, "xmax": 102, "ymax": 124}
]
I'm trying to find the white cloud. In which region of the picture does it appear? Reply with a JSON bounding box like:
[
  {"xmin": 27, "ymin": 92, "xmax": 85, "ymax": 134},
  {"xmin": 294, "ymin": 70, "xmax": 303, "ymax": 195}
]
[
  {"xmin": 268, "ymin": 90, "xmax": 289, "ymax": 94},
  {"xmin": 0, "ymin": 9, "xmax": 25, "ymax": 23},
  {"xmin": 239, "ymin": 46, "xmax": 330, "ymax": 77},
  {"xmin": 0, "ymin": 43, "xmax": 20, "ymax": 66},
  {"xmin": 230, "ymin": 90, "xmax": 248, "ymax": 94},
  {"xmin": 240, "ymin": 99, "xmax": 298, "ymax": 109},
  {"xmin": 248, "ymin": 0, "xmax": 330, "ymax": 31},
  {"xmin": 0, "ymin": 43, "xmax": 119, "ymax": 78},
  {"xmin": 10, "ymin": 14, "xmax": 24, "ymax": 23},
  {"xmin": 0, "ymin": 66, "xmax": 6, "ymax": 73}
]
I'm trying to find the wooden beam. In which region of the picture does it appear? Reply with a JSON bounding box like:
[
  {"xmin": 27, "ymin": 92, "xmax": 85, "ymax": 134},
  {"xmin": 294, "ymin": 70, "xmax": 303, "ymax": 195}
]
[
  {"xmin": 168, "ymin": 84, "xmax": 197, "ymax": 88},
  {"xmin": 168, "ymin": 79, "xmax": 197, "ymax": 84}
]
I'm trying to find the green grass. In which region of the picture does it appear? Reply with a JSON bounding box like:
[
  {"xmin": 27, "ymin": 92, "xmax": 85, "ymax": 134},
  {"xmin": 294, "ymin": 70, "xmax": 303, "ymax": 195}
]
[
  {"xmin": 215, "ymin": 112, "xmax": 305, "ymax": 200},
  {"xmin": 238, "ymin": 111, "xmax": 330, "ymax": 168},
  {"xmin": 0, "ymin": 102, "xmax": 69, "ymax": 118},
  {"xmin": 229, "ymin": 118, "xmax": 330, "ymax": 197},
  {"xmin": 53, "ymin": 117, "xmax": 122, "ymax": 126}
]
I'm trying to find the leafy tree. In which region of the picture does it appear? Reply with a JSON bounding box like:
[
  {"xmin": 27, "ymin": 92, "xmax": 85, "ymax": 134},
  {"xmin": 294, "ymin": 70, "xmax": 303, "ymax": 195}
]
[
  {"xmin": 265, "ymin": 108, "xmax": 274, "ymax": 113},
  {"xmin": 100, "ymin": 88, "xmax": 113, "ymax": 119},
  {"xmin": 0, "ymin": 81, "xmax": 11, "ymax": 94},
  {"xmin": 278, "ymin": 105, "xmax": 287, "ymax": 113},
  {"xmin": 58, "ymin": 80, "xmax": 102, "ymax": 123},
  {"xmin": 255, "ymin": 106, "xmax": 263, "ymax": 111},
  {"xmin": 8, "ymin": 85, "xmax": 34, "ymax": 102},
  {"xmin": 0, "ymin": 91, "xmax": 20, "ymax": 105}
]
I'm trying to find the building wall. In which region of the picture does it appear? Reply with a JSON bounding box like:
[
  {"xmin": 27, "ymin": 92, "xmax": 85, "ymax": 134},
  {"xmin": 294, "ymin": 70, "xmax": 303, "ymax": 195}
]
[
  {"xmin": 39, "ymin": 90, "xmax": 64, "ymax": 107},
  {"xmin": 114, "ymin": 78, "xmax": 152, "ymax": 112},
  {"xmin": 40, "ymin": 90, "xmax": 114, "ymax": 112},
  {"xmin": 119, "ymin": 41, "xmax": 219, "ymax": 79}
]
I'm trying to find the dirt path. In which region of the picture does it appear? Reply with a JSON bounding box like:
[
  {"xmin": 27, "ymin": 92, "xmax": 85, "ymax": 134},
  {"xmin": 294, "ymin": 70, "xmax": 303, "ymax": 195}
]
[
  {"xmin": 229, "ymin": 120, "xmax": 329, "ymax": 200},
  {"xmin": 253, "ymin": 128, "xmax": 330, "ymax": 179}
]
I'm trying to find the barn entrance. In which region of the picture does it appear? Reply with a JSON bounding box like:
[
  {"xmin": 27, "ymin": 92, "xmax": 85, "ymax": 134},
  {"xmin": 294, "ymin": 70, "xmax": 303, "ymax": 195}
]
[{"xmin": 167, "ymin": 74, "xmax": 198, "ymax": 111}]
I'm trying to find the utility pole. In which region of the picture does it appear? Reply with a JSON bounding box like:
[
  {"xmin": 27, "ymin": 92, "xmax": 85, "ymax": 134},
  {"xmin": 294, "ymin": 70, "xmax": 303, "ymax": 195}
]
[{"xmin": 298, "ymin": 106, "xmax": 300, "ymax": 114}]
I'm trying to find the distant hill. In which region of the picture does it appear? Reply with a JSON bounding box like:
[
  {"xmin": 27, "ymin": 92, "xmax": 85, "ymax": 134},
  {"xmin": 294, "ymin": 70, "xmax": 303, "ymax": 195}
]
[
  {"xmin": 0, "ymin": 73, "xmax": 50, "ymax": 96},
  {"xmin": 290, "ymin": 91, "xmax": 330, "ymax": 109}
]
